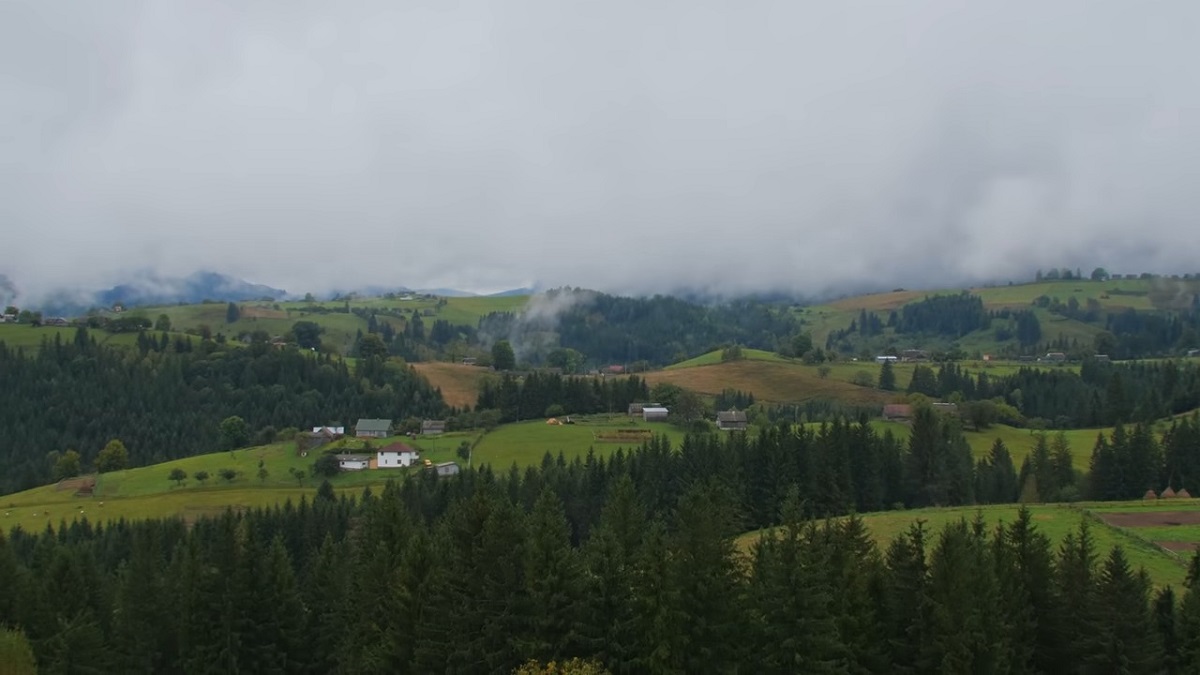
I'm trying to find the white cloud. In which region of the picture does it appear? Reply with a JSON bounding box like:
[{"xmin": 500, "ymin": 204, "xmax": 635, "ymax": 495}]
[{"xmin": 3, "ymin": 0, "xmax": 1199, "ymax": 301}]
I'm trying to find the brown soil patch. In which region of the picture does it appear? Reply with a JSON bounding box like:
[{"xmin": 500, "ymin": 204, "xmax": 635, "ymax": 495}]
[
  {"xmin": 1157, "ymin": 541, "xmax": 1199, "ymax": 553},
  {"xmin": 240, "ymin": 306, "xmax": 288, "ymax": 319},
  {"xmin": 1098, "ymin": 511, "xmax": 1200, "ymax": 528},
  {"xmin": 413, "ymin": 362, "xmax": 493, "ymax": 409},
  {"xmin": 645, "ymin": 360, "xmax": 892, "ymax": 405}
]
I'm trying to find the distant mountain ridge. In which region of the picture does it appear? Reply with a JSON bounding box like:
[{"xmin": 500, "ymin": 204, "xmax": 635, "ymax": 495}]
[{"xmin": 33, "ymin": 271, "xmax": 288, "ymax": 315}]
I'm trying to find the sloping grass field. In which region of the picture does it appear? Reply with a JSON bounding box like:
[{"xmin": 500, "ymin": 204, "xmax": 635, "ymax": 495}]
[
  {"xmin": 737, "ymin": 501, "xmax": 1197, "ymax": 589},
  {"xmin": 412, "ymin": 362, "xmax": 497, "ymax": 409},
  {"xmin": 0, "ymin": 324, "xmax": 152, "ymax": 351},
  {"xmin": 645, "ymin": 359, "xmax": 894, "ymax": 405},
  {"xmin": 1, "ymin": 415, "xmax": 679, "ymax": 532}
]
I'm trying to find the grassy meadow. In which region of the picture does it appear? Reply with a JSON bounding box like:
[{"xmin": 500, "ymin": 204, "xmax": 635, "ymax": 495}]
[
  {"xmin": 0, "ymin": 323, "xmax": 150, "ymax": 351},
  {"xmin": 736, "ymin": 501, "xmax": 1195, "ymax": 589},
  {"xmin": 1, "ymin": 414, "xmax": 682, "ymax": 532}
]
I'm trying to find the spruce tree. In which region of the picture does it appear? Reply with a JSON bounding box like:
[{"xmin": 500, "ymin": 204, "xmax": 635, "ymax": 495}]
[{"xmin": 1083, "ymin": 547, "xmax": 1160, "ymax": 674}]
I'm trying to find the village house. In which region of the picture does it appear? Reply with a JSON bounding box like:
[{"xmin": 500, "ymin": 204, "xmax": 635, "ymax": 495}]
[
  {"xmin": 642, "ymin": 406, "xmax": 669, "ymax": 422},
  {"xmin": 312, "ymin": 426, "xmax": 345, "ymax": 435},
  {"xmin": 883, "ymin": 404, "xmax": 913, "ymax": 421},
  {"xmin": 628, "ymin": 402, "xmax": 660, "ymax": 416},
  {"xmin": 377, "ymin": 442, "xmax": 420, "ymax": 468},
  {"xmin": 336, "ymin": 454, "xmax": 371, "ymax": 471},
  {"xmin": 355, "ymin": 418, "xmax": 392, "ymax": 439},
  {"xmin": 716, "ymin": 410, "xmax": 748, "ymax": 431},
  {"xmin": 1094, "ymin": 354, "xmax": 1111, "ymax": 363},
  {"xmin": 1041, "ymin": 352, "xmax": 1068, "ymax": 364},
  {"xmin": 875, "ymin": 355, "xmax": 899, "ymax": 364},
  {"xmin": 900, "ymin": 349, "xmax": 927, "ymax": 362},
  {"xmin": 1188, "ymin": 349, "xmax": 1199, "ymax": 358},
  {"xmin": 421, "ymin": 420, "xmax": 447, "ymax": 436},
  {"xmin": 434, "ymin": 461, "xmax": 460, "ymax": 477},
  {"xmin": 461, "ymin": 357, "xmax": 477, "ymax": 366}
]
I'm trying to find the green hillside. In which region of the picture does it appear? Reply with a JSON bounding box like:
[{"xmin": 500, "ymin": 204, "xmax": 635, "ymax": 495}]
[
  {"xmin": 737, "ymin": 501, "xmax": 1196, "ymax": 589},
  {"xmin": 145, "ymin": 294, "xmax": 529, "ymax": 354},
  {"xmin": 1, "ymin": 414, "xmax": 672, "ymax": 532},
  {"xmin": 801, "ymin": 276, "xmax": 1200, "ymax": 357}
]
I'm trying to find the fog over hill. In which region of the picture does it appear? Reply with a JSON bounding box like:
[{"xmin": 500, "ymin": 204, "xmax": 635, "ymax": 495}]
[{"xmin": 3, "ymin": 1, "xmax": 1200, "ymax": 303}]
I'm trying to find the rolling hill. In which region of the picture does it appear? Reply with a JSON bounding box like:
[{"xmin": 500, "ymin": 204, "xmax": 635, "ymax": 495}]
[{"xmin": 737, "ymin": 500, "xmax": 1200, "ymax": 589}]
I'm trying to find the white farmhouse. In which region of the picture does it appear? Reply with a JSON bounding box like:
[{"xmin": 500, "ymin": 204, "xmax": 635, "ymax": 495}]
[{"xmin": 378, "ymin": 442, "xmax": 420, "ymax": 468}]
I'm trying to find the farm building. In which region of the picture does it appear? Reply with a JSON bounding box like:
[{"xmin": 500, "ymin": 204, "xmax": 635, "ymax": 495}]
[
  {"xmin": 874, "ymin": 355, "xmax": 899, "ymax": 364},
  {"xmin": 642, "ymin": 407, "xmax": 669, "ymax": 422},
  {"xmin": 716, "ymin": 410, "xmax": 748, "ymax": 431},
  {"xmin": 299, "ymin": 428, "xmax": 339, "ymax": 452},
  {"xmin": 433, "ymin": 461, "xmax": 460, "ymax": 477},
  {"xmin": 883, "ymin": 404, "xmax": 912, "ymax": 421},
  {"xmin": 1041, "ymin": 352, "xmax": 1068, "ymax": 363},
  {"xmin": 931, "ymin": 402, "xmax": 958, "ymax": 415},
  {"xmin": 312, "ymin": 426, "xmax": 345, "ymax": 435},
  {"xmin": 628, "ymin": 402, "xmax": 661, "ymax": 416},
  {"xmin": 336, "ymin": 454, "xmax": 371, "ymax": 471},
  {"xmin": 1188, "ymin": 349, "xmax": 1199, "ymax": 358},
  {"xmin": 421, "ymin": 420, "xmax": 447, "ymax": 435},
  {"xmin": 900, "ymin": 349, "xmax": 927, "ymax": 362},
  {"xmin": 378, "ymin": 442, "xmax": 420, "ymax": 468},
  {"xmin": 355, "ymin": 418, "xmax": 392, "ymax": 438},
  {"xmin": 1094, "ymin": 354, "xmax": 1111, "ymax": 363},
  {"xmin": 461, "ymin": 357, "xmax": 478, "ymax": 365}
]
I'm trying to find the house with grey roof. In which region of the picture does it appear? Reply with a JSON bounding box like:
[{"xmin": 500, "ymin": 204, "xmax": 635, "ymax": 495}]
[
  {"xmin": 355, "ymin": 418, "xmax": 392, "ymax": 439},
  {"xmin": 421, "ymin": 420, "xmax": 447, "ymax": 435},
  {"xmin": 716, "ymin": 410, "xmax": 748, "ymax": 431}
]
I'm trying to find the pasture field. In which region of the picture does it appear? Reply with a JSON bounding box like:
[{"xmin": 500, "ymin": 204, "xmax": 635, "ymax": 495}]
[
  {"xmin": 0, "ymin": 414, "xmax": 679, "ymax": 532},
  {"xmin": 144, "ymin": 294, "xmax": 530, "ymax": 355},
  {"xmin": 0, "ymin": 324, "xmax": 148, "ymax": 351},
  {"xmin": 645, "ymin": 359, "xmax": 893, "ymax": 406},
  {"xmin": 736, "ymin": 502, "xmax": 1193, "ymax": 589},
  {"xmin": 667, "ymin": 348, "xmax": 791, "ymax": 370},
  {"xmin": 472, "ymin": 416, "xmax": 686, "ymax": 468},
  {"xmin": 412, "ymin": 362, "xmax": 497, "ymax": 408}
]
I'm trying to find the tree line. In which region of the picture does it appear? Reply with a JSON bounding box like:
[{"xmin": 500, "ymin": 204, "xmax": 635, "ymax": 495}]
[
  {"xmin": 3, "ymin": 431, "xmax": 1199, "ymax": 673},
  {"xmin": 0, "ymin": 329, "xmax": 446, "ymax": 494}
]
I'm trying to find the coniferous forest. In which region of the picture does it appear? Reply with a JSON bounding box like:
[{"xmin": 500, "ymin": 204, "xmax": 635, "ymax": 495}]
[{"xmin": 2, "ymin": 432, "xmax": 1197, "ymax": 675}]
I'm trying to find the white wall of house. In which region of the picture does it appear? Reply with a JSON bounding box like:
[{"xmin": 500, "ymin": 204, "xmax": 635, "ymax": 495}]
[
  {"xmin": 339, "ymin": 458, "xmax": 369, "ymax": 471},
  {"xmin": 378, "ymin": 451, "xmax": 419, "ymax": 468}
]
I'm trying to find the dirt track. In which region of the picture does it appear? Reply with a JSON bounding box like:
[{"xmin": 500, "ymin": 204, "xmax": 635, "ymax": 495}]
[{"xmin": 1098, "ymin": 510, "xmax": 1200, "ymax": 528}]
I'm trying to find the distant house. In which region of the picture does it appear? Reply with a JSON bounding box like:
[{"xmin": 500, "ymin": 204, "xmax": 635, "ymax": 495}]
[
  {"xmin": 434, "ymin": 461, "xmax": 460, "ymax": 477},
  {"xmin": 0, "ymin": 313, "xmax": 14, "ymax": 323},
  {"xmin": 875, "ymin": 355, "xmax": 899, "ymax": 364},
  {"xmin": 931, "ymin": 402, "xmax": 958, "ymax": 416},
  {"xmin": 355, "ymin": 418, "xmax": 392, "ymax": 438},
  {"xmin": 421, "ymin": 420, "xmax": 447, "ymax": 436},
  {"xmin": 883, "ymin": 404, "xmax": 913, "ymax": 421},
  {"xmin": 336, "ymin": 454, "xmax": 371, "ymax": 471},
  {"xmin": 605, "ymin": 365, "xmax": 626, "ymax": 374},
  {"xmin": 716, "ymin": 410, "xmax": 748, "ymax": 431},
  {"xmin": 1041, "ymin": 352, "xmax": 1068, "ymax": 363},
  {"xmin": 1094, "ymin": 354, "xmax": 1111, "ymax": 363},
  {"xmin": 378, "ymin": 442, "xmax": 420, "ymax": 468},
  {"xmin": 47, "ymin": 317, "xmax": 70, "ymax": 327},
  {"xmin": 461, "ymin": 357, "xmax": 477, "ymax": 366},
  {"xmin": 627, "ymin": 402, "xmax": 660, "ymax": 416},
  {"xmin": 642, "ymin": 407, "xmax": 669, "ymax": 422},
  {"xmin": 900, "ymin": 349, "xmax": 927, "ymax": 362},
  {"xmin": 1188, "ymin": 349, "xmax": 1200, "ymax": 358},
  {"xmin": 312, "ymin": 426, "xmax": 345, "ymax": 435}
]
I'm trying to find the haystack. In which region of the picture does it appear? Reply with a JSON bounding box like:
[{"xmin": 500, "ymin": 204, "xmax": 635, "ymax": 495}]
[
  {"xmin": 1144, "ymin": 489, "xmax": 1159, "ymax": 500},
  {"xmin": 1179, "ymin": 488, "xmax": 1193, "ymax": 499},
  {"xmin": 1162, "ymin": 486, "xmax": 1178, "ymax": 499}
]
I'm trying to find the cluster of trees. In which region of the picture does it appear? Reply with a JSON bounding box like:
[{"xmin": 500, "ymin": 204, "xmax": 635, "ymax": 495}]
[
  {"xmin": 1089, "ymin": 416, "xmax": 1200, "ymax": 500},
  {"xmin": 0, "ymin": 329, "xmax": 445, "ymax": 494},
  {"xmin": 475, "ymin": 373, "xmax": 651, "ymax": 424},
  {"xmin": 895, "ymin": 359, "xmax": 1200, "ymax": 429},
  {"xmin": 4, "ymin": 435, "xmax": 1200, "ymax": 673},
  {"xmin": 474, "ymin": 291, "xmax": 800, "ymax": 369},
  {"xmin": 895, "ymin": 292, "xmax": 989, "ymax": 337}
]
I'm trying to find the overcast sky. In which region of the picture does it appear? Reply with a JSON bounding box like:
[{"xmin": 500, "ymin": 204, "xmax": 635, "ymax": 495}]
[{"xmin": 3, "ymin": 1, "xmax": 1199, "ymax": 301}]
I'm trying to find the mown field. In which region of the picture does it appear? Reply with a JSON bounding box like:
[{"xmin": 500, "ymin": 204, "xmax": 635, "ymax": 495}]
[
  {"xmin": 0, "ymin": 414, "xmax": 677, "ymax": 532},
  {"xmin": 412, "ymin": 362, "xmax": 497, "ymax": 409},
  {"xmin": 646, "ymin": 359, "xmax": 894, "ymax": 406},
  {"xmin": 736, "ymin": 501, "xmax": 1198, "ymax": 589}
]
